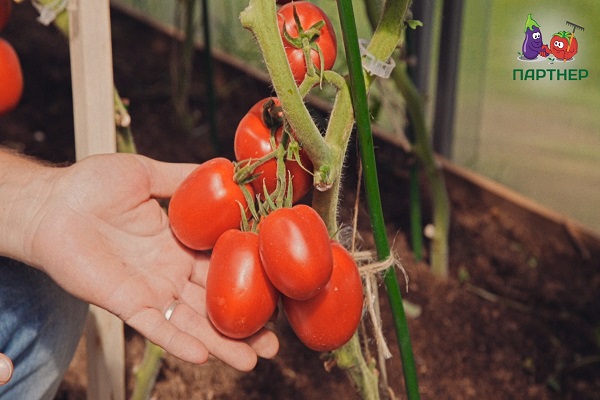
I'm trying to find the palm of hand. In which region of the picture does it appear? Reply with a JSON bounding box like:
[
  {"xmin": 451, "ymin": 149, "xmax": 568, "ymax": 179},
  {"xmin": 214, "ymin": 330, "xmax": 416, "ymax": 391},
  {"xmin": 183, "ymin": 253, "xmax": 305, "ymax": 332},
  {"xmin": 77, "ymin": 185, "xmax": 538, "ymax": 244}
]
[{"xmin": 29, "ymin": 154, "xmax": 277, "ymax": 370}]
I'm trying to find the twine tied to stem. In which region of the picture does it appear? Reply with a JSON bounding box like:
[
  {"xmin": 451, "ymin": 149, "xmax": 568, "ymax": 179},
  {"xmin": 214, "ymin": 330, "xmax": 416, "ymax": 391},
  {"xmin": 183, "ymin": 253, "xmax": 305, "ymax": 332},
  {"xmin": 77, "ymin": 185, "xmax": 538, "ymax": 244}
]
[{"xmin": 352, "ymin": 249, "xmax": 408, "ymax": 361}]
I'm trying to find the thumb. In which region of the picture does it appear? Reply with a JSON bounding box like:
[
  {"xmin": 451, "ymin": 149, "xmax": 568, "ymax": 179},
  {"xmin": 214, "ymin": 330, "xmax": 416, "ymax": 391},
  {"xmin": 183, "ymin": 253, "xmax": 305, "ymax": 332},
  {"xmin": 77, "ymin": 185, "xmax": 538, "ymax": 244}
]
[{"xmin": 0, "ymin": 353, "xmax": 13, "ymax": 386}]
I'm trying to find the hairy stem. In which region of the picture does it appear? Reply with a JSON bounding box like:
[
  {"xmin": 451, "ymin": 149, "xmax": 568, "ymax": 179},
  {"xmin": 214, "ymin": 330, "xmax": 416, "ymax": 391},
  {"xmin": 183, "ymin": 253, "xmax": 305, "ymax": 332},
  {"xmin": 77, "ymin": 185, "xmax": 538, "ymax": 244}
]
[{"xmin": 240, "ymin": 0, "xmax": 335, "ymax": 188}]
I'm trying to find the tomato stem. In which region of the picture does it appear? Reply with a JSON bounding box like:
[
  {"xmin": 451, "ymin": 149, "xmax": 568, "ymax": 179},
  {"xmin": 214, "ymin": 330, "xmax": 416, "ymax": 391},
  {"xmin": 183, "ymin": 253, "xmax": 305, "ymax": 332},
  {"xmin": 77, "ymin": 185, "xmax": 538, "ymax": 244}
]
[
  {"xmin": 336, "ymin": 0, "xmax": 421, "ymax": 399},
  {"xmin": 240, "ymin": 0, "xmax": 335, "ymax": 189},
  {"xmin": 233, "ymin": 150, "xmax": 278, "ymax": 184}
]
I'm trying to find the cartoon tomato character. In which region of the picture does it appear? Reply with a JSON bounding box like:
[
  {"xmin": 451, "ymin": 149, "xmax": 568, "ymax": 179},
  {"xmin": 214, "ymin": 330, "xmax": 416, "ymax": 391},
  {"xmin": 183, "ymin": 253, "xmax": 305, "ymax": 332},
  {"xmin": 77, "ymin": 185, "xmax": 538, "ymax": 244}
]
[{"xmin": 541, "ymin": 31, "xmax": 578, "ymax": 60}]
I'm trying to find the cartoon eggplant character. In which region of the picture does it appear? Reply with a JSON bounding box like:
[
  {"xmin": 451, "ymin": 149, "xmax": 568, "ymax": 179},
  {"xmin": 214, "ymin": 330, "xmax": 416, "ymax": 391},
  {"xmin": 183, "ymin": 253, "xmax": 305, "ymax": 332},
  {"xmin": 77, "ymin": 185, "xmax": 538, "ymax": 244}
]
[{"xmin": 522, "ymin": 14, "xmax": 543, "ymax": 59}]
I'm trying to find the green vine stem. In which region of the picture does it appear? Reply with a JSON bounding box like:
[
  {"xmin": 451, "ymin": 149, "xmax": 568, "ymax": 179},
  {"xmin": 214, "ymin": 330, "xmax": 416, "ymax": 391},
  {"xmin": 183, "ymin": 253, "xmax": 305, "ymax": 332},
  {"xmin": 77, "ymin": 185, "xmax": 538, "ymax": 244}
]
[
  {"xmin": 171, "ymin": 0, "xmax": 198, "ymax": 130},
  {"xmin": 129, "ymin": 341, "xmax": 166, "ymax": 400},
  {"xmin": 336, "ymin": 1, "xmax": 420, "ymax": 399},
  {"xmin": 405, "ymin": 29, "xmax": 424, "ymax": 262},
  {"xmin": 114, "ymin": 89, "xmax": 137, "ymax": 154},
  {"xmin": 240, "ymin": 0, "xmax": 335, "ymax": 189},
  {"xmin": 392, "ymin": 64, "xmax": 450, "ymax": 277}
]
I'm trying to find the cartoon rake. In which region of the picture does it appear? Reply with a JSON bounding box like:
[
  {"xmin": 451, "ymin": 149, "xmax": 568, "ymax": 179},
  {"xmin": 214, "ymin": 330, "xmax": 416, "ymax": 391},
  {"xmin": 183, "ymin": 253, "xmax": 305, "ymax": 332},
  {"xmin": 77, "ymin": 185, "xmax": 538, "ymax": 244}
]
[{"xmin": 564, "ymin": 21, "xmax": 584, "ymax": 60}]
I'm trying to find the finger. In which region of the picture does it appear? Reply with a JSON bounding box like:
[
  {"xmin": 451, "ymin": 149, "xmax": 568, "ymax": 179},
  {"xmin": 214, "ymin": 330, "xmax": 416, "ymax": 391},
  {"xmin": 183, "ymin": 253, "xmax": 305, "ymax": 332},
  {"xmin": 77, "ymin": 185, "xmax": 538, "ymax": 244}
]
[
  {"xmin": 126, "ymin": 307, "xmax": 209, "ymax": 364},
  {"xmin": 244, "ymin": 328, "xmax": 280, "ymax": 360},
  {"xmin": 0, "ymin": 353, "xmax": 14, "ymax": 386},
  {"xmin": 139, "ymin": 156, "xmax": 199, "ymax": 199},
  {"xmin": 190, "ymin": 252, "xmax": 210, "ymax": 287},
  {"xmin": 169, "ymin": 302, "xmax": 261, "ymax": 371}
]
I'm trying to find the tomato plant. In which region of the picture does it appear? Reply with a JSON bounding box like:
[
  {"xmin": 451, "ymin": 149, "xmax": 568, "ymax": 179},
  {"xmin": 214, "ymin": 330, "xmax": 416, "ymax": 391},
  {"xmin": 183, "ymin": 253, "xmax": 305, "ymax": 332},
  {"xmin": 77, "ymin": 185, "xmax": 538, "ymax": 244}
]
[
  {"xmin": 258, "ymin": 204, "xmax": 333, "ymax": 300},
  {"xmin": 234, "ymin": 97, "xmax": 312, "ymax": 203},
  {"xmin": 206, "ymin": 229, "xmax": 280, "ymax": 339},
  {"xmin": 277, "ymin": 1, "xmax": 337, "ymax": 84},
  {"xmin": 0, "ymin": 38, "xmax": 23, "ymax": 115},
  {"xmin": 282, "ymin": 241, "xmax": 364, "ymax": 352},
  {"xmin": 168, "ymin": 157, "xmax": 254, "ymax": 250}
]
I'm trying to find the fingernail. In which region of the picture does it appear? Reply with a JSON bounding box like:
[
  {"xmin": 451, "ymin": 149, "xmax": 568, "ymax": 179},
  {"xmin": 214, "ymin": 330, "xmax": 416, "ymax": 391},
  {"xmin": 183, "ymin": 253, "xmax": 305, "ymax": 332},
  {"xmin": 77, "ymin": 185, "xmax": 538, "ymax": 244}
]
[{"xmin": 0, "ymin": 357, "xmax": 13, "ymax": 385}]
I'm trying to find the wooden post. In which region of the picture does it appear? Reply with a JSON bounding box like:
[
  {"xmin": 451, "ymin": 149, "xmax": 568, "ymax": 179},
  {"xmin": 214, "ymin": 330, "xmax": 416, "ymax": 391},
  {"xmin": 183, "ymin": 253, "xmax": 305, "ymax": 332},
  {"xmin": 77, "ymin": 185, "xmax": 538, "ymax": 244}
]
[{"xmin": 67, "ymin": 0, "xmax": 125, "ymax": 399}]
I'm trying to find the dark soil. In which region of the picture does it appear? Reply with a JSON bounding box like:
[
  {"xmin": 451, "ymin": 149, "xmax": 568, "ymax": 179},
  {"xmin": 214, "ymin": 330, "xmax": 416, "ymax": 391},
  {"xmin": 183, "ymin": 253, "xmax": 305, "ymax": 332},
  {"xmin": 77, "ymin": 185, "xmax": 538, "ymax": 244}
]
[{"xmin": 2, "ymin": 3, "xmax": 599, "ymax": 399}]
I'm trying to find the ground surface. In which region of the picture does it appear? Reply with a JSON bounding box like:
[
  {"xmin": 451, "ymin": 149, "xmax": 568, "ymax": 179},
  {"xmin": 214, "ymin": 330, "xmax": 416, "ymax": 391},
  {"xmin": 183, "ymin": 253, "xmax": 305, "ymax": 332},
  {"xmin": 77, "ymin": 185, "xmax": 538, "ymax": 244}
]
[{"xmin": 1, "ymin": 4, "xmax": 599, "ymax": 399}]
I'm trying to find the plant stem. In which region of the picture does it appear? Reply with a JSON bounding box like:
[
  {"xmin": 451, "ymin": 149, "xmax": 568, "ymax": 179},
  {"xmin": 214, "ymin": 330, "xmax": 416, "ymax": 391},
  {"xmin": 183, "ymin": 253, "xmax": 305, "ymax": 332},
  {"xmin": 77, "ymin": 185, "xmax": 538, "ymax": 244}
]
[
  {"xmin": 336, "ymin": 0, "xmax": 420, "ymax": 399},
  {"xmin": 333, "ymin": 334, "xmax": 378, "ymax": 400},
  {"xmin": 405, "ymin": 27, "xmax": 424, "ymax": 262},
  {"xmin": 171, "ymin": 0, "xmax": 198, "ymax": 130},
  {"xmin": 392, "ymin": 65, "xmax": 450, "ymax": 277},
  {"xmin": 129, "ymin": 341, "xmax": 165, "ymax": 400},
  {"xmin": 240, "ymin": 0, "xmax": 334, "ymax": 188},
  {"xmin": 114, "ymin": 89, "xmax": 137, "ymax": 154}
]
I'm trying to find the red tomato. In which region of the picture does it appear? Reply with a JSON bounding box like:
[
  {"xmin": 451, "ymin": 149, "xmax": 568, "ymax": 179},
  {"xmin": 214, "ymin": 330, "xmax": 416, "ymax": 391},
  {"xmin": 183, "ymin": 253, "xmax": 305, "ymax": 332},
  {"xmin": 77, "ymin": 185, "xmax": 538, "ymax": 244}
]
[
  {"xmin": 549, "ymin": 31, "xmax": 578, "ymax": 60},
  {"xmin": 0, "ymin": 0, "xmax": 11, "ymax": 32},
  {"xmin": 277, "ymin": 1, "xmax": 337, "ymax": 84},
  {"xmin": 168, "ymin": 158, "xmax": 254, "ymax": 250},
  {"xmin": 283, "ymin": 241, "xmax": 364, "ymax": 352},
  {"xmin": 206, "ymin": 230, "xmax": 280, "ymax": 339},
  {"xmin": 258, "ymin": 204, "xmax": 333, "ymax": 300},
  {"xmin": 234, "ymin": 97, "xmax": 312, "ymax": 203},
  {"xmin": 0, "ymin": 38, "xmax": 23, "ymax": 115}
]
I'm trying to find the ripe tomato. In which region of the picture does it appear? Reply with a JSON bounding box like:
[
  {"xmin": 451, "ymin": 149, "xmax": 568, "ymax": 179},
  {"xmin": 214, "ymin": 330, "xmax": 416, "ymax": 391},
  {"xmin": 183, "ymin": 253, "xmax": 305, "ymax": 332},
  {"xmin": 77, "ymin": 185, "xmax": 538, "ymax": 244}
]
[
  {"xmin": 548, "ymin": 31, "xmax": 578, "ymax": 60},
  {"xmin": 258, "ymin": 204, "xmax": 332, "ymax": 300},
  {"xmin": 168, "ymin": 158, "xmax": 254, "ymax": 251},
  {"xmin": 0, "ymin": 0, "xmax": 11, "ymax": 32},
  {"xmin": 0, "ymin": 38, "xmax": 23, "ymax": 115},
  {"xmin": 206, "ymin": 230, "xmax": 280, "ymax": 339},
  {"xmin": 283, "ymin": 241, "xmax": 364, "ymax": 352},
  {"xmin": 277, "ymin": 1, "xmax": 337, "ymax": 84},
  {"xmin": 234, "ymin": 97, "xmax": 312, "ymax": 203}
]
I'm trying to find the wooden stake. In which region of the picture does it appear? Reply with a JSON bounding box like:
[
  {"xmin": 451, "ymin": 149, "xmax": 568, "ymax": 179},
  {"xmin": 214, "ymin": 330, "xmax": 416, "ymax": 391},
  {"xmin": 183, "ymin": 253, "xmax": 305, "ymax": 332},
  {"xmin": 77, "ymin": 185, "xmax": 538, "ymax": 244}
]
[{"xmin": 68, "ymin": 0, "xmax": 124, "ymax": 399}]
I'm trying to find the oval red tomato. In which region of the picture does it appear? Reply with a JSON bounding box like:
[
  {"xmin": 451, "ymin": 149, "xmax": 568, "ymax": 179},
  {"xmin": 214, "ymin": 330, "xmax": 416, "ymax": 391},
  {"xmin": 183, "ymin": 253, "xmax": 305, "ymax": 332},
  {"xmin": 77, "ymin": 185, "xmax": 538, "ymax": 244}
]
[
  {"xmin": 0, "ymin": 38, "xmax": 23, "ymax": 115},
  {"xmin": 168, "ymin": 158, "xmax": 254, "ymax": 250},
  {"xmin": 234, "ymin": 97, "xmax": 312, "ymax": 203},
  {"xmin": 283, "ymin": 241, "xmax": 364, "ymax": 352},
  {"xmin": 0, "ymin": 0, "xmax": 11, "ymax": 32},
  {"xmin": 206, "ymin": 229, "xmax": 280, "ymax": 339},
  {"xmin": 258, "ymin": 204, "xmax": 332, "ymax": 300},
  {"xmin": 277, "ymin": 1, "xmax": 337, "ymax": 84}
]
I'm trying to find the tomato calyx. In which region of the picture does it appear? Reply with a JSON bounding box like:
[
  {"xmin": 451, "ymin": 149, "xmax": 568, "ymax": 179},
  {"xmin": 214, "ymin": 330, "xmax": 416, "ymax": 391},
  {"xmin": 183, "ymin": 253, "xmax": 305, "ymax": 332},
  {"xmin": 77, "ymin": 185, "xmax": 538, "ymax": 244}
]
[
  {"xmin": 282, "ymin": 4, "xmax": 327, "ymax": 82},
  {"xmin": 261, "ymin": 97, "xmax": 285, "ymax": 131}
]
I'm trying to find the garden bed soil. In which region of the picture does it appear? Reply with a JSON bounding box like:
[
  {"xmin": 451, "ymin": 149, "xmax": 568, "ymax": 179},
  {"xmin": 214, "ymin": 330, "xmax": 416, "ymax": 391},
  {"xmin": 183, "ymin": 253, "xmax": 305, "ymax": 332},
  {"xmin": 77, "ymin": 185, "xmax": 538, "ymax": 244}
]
[{"xmin": 2, "ymin": 4, "xmax": 599, "ymax": 399}]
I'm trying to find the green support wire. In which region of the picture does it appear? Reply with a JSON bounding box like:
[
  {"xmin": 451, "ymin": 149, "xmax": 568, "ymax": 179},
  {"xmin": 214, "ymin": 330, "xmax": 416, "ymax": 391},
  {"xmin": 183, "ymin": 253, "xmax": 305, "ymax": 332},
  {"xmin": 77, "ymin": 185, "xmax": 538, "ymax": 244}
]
[{"xmin": 335, "ymin": 1, "xmax": 420, "ymax": 399}]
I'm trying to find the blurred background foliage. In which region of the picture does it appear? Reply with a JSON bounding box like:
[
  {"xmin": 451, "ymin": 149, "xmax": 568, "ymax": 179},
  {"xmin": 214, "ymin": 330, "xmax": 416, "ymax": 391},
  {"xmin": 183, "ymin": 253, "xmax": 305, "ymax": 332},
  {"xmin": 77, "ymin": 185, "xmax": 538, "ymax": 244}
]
[{"xmin": 112, "ymin": 0, "xmax": 600, "ymax": 234}]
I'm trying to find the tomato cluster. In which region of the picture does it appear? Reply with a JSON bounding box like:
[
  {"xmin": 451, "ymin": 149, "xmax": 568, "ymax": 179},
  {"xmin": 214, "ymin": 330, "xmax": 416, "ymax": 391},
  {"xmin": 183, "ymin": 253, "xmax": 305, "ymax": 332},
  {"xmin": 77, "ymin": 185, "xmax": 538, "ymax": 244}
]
[
  {"xmin": 0, "ymin": 0, "xmax": 23, "ymax": 115},
  {"xmin": 169, "ymin": 0, "xmax": 359, "ymax": 352},
  {"xmin": 169, "ymin": 153, "xmax": 364, "ymax": 351},
  {"xmin": 171, "ymin": 109, "xmax": 361, "ymax": 351}
]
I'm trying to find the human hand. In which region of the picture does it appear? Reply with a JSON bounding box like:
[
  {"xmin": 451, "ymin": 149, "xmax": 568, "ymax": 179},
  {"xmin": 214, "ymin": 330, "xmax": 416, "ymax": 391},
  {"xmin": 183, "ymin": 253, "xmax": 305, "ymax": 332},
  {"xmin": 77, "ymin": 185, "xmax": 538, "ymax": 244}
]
[
  {"xmin": 0, "ymin": 353, "xmax": 13, "ymax": 386},
  {"xmin": 24, "ymin": 153, "xmax": 278, "ymax": 370}
]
